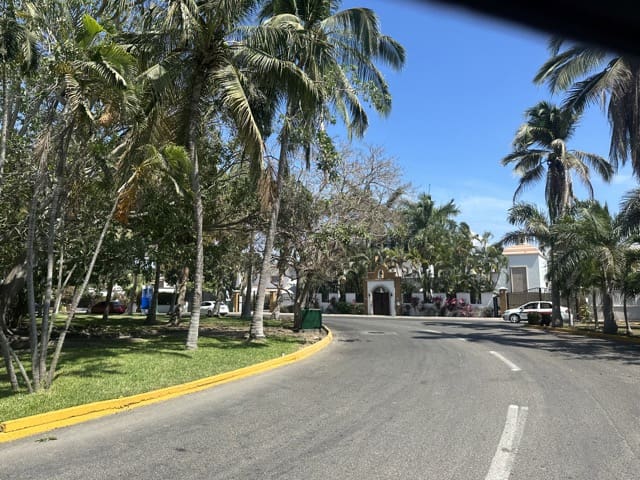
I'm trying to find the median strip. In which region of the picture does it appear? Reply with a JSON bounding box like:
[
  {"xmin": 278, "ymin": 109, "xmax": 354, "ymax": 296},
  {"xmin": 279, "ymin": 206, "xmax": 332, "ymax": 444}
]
[{"xmin": 0, "ymin": 327, "xmax": 333, "ymax": 443}]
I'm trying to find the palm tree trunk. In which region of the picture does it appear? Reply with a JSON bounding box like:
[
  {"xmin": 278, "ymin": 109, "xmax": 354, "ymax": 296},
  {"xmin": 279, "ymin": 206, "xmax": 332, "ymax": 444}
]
[
  {"xmin": 127, "ymin": 269, "xmax": 138, "ymax": 314},
  {"xmin": 0, "ymin": 63, "xmax": 9, "ymax": 186},
  {"xmin": 40, "ymin": 130, "xmax": 72, "ymax": 385},
  {"xmin": 550, "ymin": 247, "xmax": 563, "ymax": 327},
  {"xmin": 601, "ymin": 286, "xmax": 618, "ymax": 334},
  {"xmin": 241, "ymin": 235, "xmax": 254, "ymax": 319},
  {"xmin": 26, "ymin": 133, "xmax": 52, "ymax": 391},
  {"xmin": 250, "ymin": 145, "xmax": 287, "ymax": 339},
  {"xmin": 47, "ymin": 192, "xmax": 120, "ymax": 386},
  {"xmin": 591, "ymin": 289, "xmax": 599, "ymax": 330},
  {"xmin": 185, "ymin": 73, "xmax": 206, "ymax": 350},
  {"xmin": 169, "ymin": 266, "xmax": 188, "ymax": 326},
  {"xmin": 0, "ymin": 328, "xmax": 19, "ymax": 392},
  {"xmin": 0, "ymin": 260, "xmax": 26, "ymax": 391},
  {"xmin": 102, "ymin": 277, "xmax": 115, "ymax": 322},
  {"xmin": 146, "ymin": 262, "xmax": 160, "ymax": 324},
  {"xmin": 623, "ymin": 294, "xmax": 633, "ymax": 335}
]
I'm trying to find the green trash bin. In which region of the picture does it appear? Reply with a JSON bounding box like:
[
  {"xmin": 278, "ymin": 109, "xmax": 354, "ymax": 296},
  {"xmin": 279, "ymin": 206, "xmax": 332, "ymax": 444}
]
[{"xmin": 301, "ymin": 309, "xmax": 322, "ymax": 330}]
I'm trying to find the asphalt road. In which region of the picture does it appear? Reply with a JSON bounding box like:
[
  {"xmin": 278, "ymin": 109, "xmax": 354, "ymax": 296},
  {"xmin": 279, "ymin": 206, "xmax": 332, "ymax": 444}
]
[{"xmin": 2, "ymin": 316, "xmax": 640, "ymax": 479}]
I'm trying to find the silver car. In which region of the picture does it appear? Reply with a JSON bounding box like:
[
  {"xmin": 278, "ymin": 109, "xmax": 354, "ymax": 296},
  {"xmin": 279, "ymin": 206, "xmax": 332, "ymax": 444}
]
[{"xmin": 502, "ymin": 301, "xmax": 570, "ymax": 324}]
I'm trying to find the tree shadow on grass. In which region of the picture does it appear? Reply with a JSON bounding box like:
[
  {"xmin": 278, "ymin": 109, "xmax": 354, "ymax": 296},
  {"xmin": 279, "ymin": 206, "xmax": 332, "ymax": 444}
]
[{"xmin": 410, "ymin": 319, "xmax": 640, "ymax": 366}]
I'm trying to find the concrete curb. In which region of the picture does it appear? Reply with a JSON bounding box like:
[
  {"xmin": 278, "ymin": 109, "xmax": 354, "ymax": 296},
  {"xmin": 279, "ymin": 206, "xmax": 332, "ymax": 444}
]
[{"xmin": 0, "ymin": 327, "xmax": 332, "ymax": 443}]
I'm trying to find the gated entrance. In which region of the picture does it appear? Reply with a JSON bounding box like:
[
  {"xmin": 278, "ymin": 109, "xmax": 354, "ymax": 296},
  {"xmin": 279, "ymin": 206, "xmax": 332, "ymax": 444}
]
[{"xmin": 372, "ymin": 287, "xmax": 391, "ymax": 315}]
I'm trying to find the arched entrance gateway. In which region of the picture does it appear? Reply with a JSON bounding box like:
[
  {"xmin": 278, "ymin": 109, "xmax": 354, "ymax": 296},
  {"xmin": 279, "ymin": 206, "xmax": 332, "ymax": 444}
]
[
  {"xmin": 372, "ymin": 287, "xmax": 391, "ymax": 315},
  {"xmin": 364, "ymin": 265, "xmax": 402, "ymax": 316}
]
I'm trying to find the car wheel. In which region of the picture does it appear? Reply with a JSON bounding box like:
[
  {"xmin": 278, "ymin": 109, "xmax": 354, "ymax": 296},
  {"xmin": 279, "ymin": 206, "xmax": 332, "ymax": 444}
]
[
  {"xmin": 206, "ymin": 309, "xmax": 213, "ymax": 317},
  {"xmin": 509, "ymin": 314, "xmax": 520, "ymax": 323}
]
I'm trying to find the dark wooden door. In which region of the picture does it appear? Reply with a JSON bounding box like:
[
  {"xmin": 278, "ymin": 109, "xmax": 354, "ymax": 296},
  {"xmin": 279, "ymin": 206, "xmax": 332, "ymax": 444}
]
[{"xmin": 373, "ymin": 290, "xmax": 390, "ymax": 315}]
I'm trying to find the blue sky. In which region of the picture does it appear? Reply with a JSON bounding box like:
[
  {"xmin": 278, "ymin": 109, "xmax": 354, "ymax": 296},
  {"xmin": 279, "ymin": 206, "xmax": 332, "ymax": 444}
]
[{"xmin": 340, "ymin": 0, "xmax": 637, "ymax": 241}]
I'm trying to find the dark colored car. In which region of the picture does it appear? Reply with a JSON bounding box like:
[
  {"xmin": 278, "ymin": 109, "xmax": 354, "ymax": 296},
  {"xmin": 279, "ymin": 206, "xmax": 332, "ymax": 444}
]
[{"xmin": 90, "ymin": 301, "xmax": 127, "ymax": 314}]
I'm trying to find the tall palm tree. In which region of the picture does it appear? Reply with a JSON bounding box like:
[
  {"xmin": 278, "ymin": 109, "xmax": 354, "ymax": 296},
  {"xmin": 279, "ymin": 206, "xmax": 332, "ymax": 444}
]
[
  {"xmin": 534, "ymin": 39, "xmax": 640, "ymax": 176},
  {"xmin": 249, "ymin": 0, "xmax": 405, "ymax": 337},
  {"xmin": 141, "ymin": 0, "xmax": 317, "ymax": 348},
  {"xmin": 502, "ymin": 101, "xmax": 613, "ymax": 222},
  {"xmin": 502, "ymin": 101, "xmax": 613, "ymax": 325}
]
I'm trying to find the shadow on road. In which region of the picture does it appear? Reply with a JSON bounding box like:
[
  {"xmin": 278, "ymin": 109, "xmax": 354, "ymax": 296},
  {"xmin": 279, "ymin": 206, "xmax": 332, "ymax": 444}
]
[{"xmin": 410, "ymin": 319, "xmax": 640, "ymax": 366}]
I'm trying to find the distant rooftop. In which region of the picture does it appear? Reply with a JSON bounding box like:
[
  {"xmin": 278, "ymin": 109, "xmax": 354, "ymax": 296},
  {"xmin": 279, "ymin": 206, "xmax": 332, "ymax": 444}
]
[{"xmin": 503, "ymin": 243, "xmax": 542, "ymax": 256}]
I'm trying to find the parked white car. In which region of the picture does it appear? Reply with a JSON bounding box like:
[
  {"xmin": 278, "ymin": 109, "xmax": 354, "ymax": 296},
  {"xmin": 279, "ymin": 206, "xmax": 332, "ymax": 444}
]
[
  {"xmin": 200, "ymin": 301, "xmax": 229, "ymax": 317},
  {"xmin": 502, "ymin": 301, "xmax": 570, "ymax": 324}
]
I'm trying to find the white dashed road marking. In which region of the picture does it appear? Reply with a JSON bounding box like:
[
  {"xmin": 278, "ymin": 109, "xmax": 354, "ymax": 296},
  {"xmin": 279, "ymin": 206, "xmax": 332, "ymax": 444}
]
[
  {"xmin": 485, "ymin": 405, "xmax": 529, "ymax": 480},
  {"xmin": 489, "ymin": 351, "xmax": 522, "ymax": 372}
]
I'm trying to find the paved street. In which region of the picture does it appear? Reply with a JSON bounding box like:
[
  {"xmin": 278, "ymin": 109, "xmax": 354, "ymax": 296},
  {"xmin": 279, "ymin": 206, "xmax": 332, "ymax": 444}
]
[{"xmin": 2, "ymin": 316, "xmax": 640, "ymax": 479}]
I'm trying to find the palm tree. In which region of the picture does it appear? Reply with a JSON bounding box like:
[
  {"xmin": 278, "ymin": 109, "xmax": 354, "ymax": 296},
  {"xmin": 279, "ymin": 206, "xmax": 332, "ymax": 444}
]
[
  {"xmin": 250, "ymin": 0, "xmax": 405, "ymax": 337},
  {"xmin": 0, "ymin": 0, "xmax": 38, "ymax": 186},
  {"xmin": 18, "ymin": 5, "xmax": 137, "ymax": 390},
  {"xmin": 534, "ymin": 39, "xmax": 640, "ymax": 176},
  {"xmin": 401, "ymin": 193, "xmax": 462, "ymax": 294},
  {"xmin": 502, "ymin": 101, "xmax": 613, "ymax": 222},
  {"xmin": 552, "ymin": 201, "xmax": 628, "ymax": 334},
  {"xmin": 502, "ymin": 101, "xmax": 613, "ymax": 325},
  {"xmin": 141, "ymin": 0, "xmax": 318, "ymax": 348}
]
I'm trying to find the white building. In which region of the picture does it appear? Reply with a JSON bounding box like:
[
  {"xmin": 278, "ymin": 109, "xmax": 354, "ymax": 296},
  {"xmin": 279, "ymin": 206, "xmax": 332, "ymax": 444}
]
[{"xmin": 496, "ymin": 242, "xmax": 548, "ymax": 292}]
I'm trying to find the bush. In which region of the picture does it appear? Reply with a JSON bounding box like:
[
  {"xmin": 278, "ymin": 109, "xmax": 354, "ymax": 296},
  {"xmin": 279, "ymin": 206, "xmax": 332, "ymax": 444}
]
[
  {"xmin": 336, "ymin": 301, "xmax": 352, "ymax": 314},
  {"xmin": 540, "ymin": 313, "xmax": 551, "ymax": 326},
  {"xmin": 351, "ymin": 303, "xmax": 366, "ymax": 315},
  {"xmin": 480, "ymin": 306, "xmax": 495, "ymax": 317},
  {"xmin": 527, "ymin": 312, "xmax": 540, "ymax": 325}
]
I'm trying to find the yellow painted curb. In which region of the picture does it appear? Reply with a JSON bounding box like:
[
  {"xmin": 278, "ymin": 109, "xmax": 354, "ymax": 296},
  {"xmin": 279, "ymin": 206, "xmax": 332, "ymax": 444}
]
[{"xmin": 0, "ymin": 327, "xmax": 332, "ymax": 443}]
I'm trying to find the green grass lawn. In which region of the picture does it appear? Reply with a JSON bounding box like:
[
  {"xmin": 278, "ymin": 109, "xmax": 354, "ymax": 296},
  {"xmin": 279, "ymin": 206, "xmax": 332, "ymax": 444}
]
[{"xmin": 0, "ymin": 314, "xmax": 308, "ymax": 422}]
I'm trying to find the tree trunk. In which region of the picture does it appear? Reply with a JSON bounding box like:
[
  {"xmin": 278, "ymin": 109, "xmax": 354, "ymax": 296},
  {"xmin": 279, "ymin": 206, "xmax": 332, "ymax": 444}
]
[
  {"xmin": 102, "ymin": 277, "xmax": 114, "ymax": 322},
  {"xmin": 169, "ymin": 266, "xmax": 189, "ymax": 326},
  {"xmin": 146, "ymin": 261, "xmax": 161, "ymax": 324},
  {"xmin": 39, "ymin": 124, "xmax": 72, "ymax": 389},
  {"xmin": 601, "ymin": 287, "xmax": 618, "ymax": 334},
  {"xmin": 47, "ymin": 192, "xmax": 120, "ymax": 386},
  {"xmin": 185, "ymin": 73, "xmax": 206, "ymax": 350},
  {"xmin": 550, "ymin": 248, "xmax": 563, "ymax": 327},
  {"xmin": 293, "ymin": 275, "xmax": 313, "ymax": 331},
  {"xmin": 0, "ymin": 63, "xmax": 9, "ymax": 185},
  {"xmin": 623, "ymin": 294, "xmax": 633, "ymax": 335},
  {"xmin": 127, "ymin": 270, "xmax": 138, "ymax": 314},
  {"xmin": 0, "ymin": 328, "xmax": 20, "ymax": 392},
  {"xmin": 26, "ymin": 134, "xmax": 52, "ymax": 391},
  {"xmin": 250, "ymin": 123, "xmax": 290, "ymax": 339},
  {"xmin": 591, "ymin": 289, "xmax": 599, "ymax": 330},
  {"xmin": 241, "ymin": 234, "xmax": 254, "ymax": 319},
  {"xmin": 0, "ymin": 260, "xmax": 23, "ymax": 391}
]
